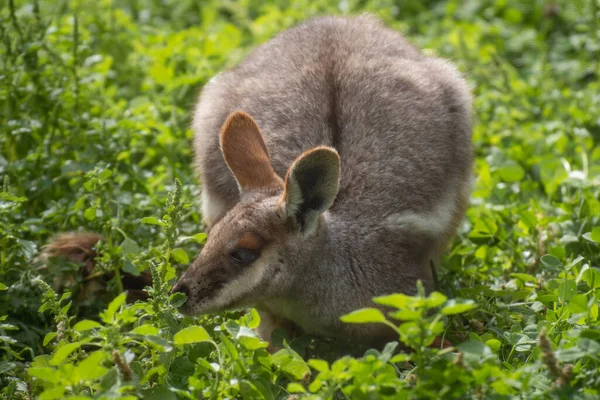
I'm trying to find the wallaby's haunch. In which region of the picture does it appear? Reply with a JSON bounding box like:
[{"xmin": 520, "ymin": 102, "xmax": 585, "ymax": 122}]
[
  {"xmin": 41, "ymin": 15, "xmax": 472, "ymax": 347},
  {"xmin": 172, "ymin": 15, "xmax": 473, "ymax": 345}
]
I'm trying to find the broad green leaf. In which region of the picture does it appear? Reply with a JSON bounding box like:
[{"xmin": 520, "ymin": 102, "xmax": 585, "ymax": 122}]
[
  {"xmin": 556, "ymin": 346, "xmax": 586, "ymax": 362},
  {"xmin": 191, "ymin": 233, "xmax": 207, "ymax": 243},
  {"xmin": 457, "ymin": 340, "xmax": 493, "ymax": 364},
  {"xmin": 441, "ymin": 299, "xmax": 478, "ymax": 315},
  {"xmin": 141, "ymin": 386, "xmax": 177, "ymax": 400},
  {"xmin": 580, "ymin": 328, "xmax": 600, "ymax": 340},
  {"xmin": 518, "ymin": 210, "xmax": 537, "ymax": 229},
  {"xmin": 340, "ymin": 308, "xmax": 387, "ymax": 324},
  {"xmin": 390, "ymin": 353, "xmax": 412, "ymax": 363},
  {"xmin": 558, "ymin": 280, "xmax": 576, "ymax": 303},
  {"xmin": 566, "ymin": 256, "xmax": 584, "ymax": 270},
  {"xmin": 235, "ymin": 326, "xmax": 258, "ymax": 339},
  {"xmin": 511, "ymin": 273, "xmax": 537, "ymax": 284},
  {"xmin": 540, "ymin": 255, "xmax": 563, "ymax": 271},
  {"xmin": 43, "ymin": 332, "xmax": 57, "ymax": 346},
  {"xmin": 83, "ymin": 207, "xmax": 96, "ymax": 221},
  {"xmin": 99, "ymin": 169, "xmax": 113, "ymax": 180},
  {"xmin": 583, "ymin": 227, "xmax": 600, "ymax": 243},
  {"xmin": 389, "ymin": 309, "xmax": 421, "ymax": 321},
  {"xmin": 578, "ymin": 338, "xmax": 600, "ymax": 361},
  {"xmin": 123, "ymin": 260, "xmax": 140, "ymax": 276},
  {"xmin": 287, "ymin": 383, "xmax": 306, "ymax": 393},
  {"xmin": 73, "ymin": 320, "xmax": 102, "ymax": 332},
  {"xmin": 173, "ymin": 325, "xmax": 211, "ymax": 345},
  {"xmin": 592, "ymin": 228, "xmax": 600, "ymax": 243},
  {"xmin": 141, "ymin": 217, "xmax": 165, "ymax": 226},
  {"xmin": 171, "ymin": 248, "xmax": 189, "ymax": 264},
  {"xmin": 272, "ymin": 348, "xmax": 311, "ymax": 380},
  {"xmin": 497, "ymin": 161, "xmax": 525, "ymax": 182},
  {"xmin": 0, "ymin": 283, "xmax": 7, "ymax": 290},
  {"xmin": 100, "ymin": 293, "xmax": 127, "ymax": 324},
  {"xmin": 486, "ymin": 339, "xmax": 502, "ymax": 353},
  {"xmin": 131, "ymin": 325, "xmax": 160, "ymax": 336},
  {"xmin": 427, "ymin": 292, "xmax": 448, "ymax": 307},
  {"xmin": 28, "ymin": 367, "xmax": 59, "ymax": 383},
  {"xmin": 180, "ymin": 233, "xmax": 207, "ymax": 244},
  {"xmin": 239, "ymin": 380, "xmax": 266, "ymax": 399},
  {"xmin": 0, "ymin": 193, "xmax": 27, "ymax": 202},
  {"xmin": 238, "ymin": 336, "xmax": 268, "ymax": 350},
  {"xmin": 308, "ymin": 359, "xmax": 329, "ymax": 372},
  {"xmin": 169, "ymin": 292, "xmax": 187, "ymax": 308},
  {"xmin": 120, "ymin": 237, "xmax": 140, "ymax": 255},
  {"xmin": 469, "ymin": 216, "xmax": 498, "ymax": 238},
  {"xmin": 145, "ymin": 336, "xmax": 173, "ymax": 352},
  {"xmin": 77, "ymin": 351, "xmax": 109, "ymax": 381},
  {"xmin": 567, "ymin": 294, "xmax": 588, "ymax": 314},
  {"xmin": 240, "ymin": 308, "xmax": 261, "ymax": 329},
  {"xmin": 581, "ymin": 268, "xmax": 600, "ymax": 289},
  {"xmin": 39, "ymin": 386, "xmax": 66, "ymax": 400},
  {"xmin": 380, "ymin": 341, "xmax": 399, "ymax": 362},
  {"xmin": 373, "ymin": 293, "xmax": 412, "ymax": 309},
  {"xmin": 50, "ymin": 341, "xmax": 83, "ymax": 365}
]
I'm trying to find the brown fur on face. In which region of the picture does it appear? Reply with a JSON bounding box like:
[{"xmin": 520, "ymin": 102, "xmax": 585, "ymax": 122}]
[{"xmin": 235, "ymin": 232, "xmax": 266, "ymax": 251}]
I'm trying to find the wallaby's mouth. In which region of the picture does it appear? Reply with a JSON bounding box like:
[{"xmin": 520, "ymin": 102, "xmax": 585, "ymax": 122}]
[
  {"xmin": 176, "ymin": 295, "xmax": 249, "ymax": 317},
  {"xmin": 170, "ymin": 278, "xmax": 249, "ymax": 316}
]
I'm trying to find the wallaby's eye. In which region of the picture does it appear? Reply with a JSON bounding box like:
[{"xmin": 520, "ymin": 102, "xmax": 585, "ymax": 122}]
[{"xmin": 229, "ymin": 248, "xmax": 259, "ymax": 265}]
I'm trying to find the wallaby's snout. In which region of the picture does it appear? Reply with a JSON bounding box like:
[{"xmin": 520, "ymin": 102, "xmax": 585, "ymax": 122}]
[
  {"xmin": 169, "ymin": 281, "xmax": 189, "ymax": 300},
  {"xmin": 171, "ymin": 196, "xmax": 287, "ymax": 315}
]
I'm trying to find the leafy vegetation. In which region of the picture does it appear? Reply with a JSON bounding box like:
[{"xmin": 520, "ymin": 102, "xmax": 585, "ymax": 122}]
[{"xmin": 1, "ymin": 0, "xmax": 600, "ymax": 398}]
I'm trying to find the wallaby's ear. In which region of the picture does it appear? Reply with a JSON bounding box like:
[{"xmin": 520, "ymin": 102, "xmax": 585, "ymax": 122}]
[
  {"xmin": 220, "ymin": 111, "xmax": 283, "ymax": 192},
  {"xmin": 283, "ymin": 146, "xmax": 340, "ymax": 233}
]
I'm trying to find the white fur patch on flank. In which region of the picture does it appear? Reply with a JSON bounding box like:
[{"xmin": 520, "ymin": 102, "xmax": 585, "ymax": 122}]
[{"xmin": 384, "ymin": 190, "xmax": 457, "ymax": 235}]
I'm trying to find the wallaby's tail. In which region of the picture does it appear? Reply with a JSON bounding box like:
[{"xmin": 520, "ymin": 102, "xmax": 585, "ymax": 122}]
[
  {"xmin": 37, "ymin": 232, "xmax": 151, "ymax": 301},
  {"xmin": 37, "ymin": 232, "xmax": 104, "ymax": 275}
]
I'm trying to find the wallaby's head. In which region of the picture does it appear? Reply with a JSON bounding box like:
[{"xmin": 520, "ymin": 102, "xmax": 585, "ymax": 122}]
[{"xmin": 173, "ymin": 111, "xmax": 340, "ymax": 315}]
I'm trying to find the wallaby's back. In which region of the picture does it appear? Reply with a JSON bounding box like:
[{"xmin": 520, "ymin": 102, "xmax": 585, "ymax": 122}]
[
  {"xmin": 194, "ymin": 15, "xmax": 472, "ymax": 245},
  {"xmin": 187, "ymin": 14, "xmax": 473, "ymax": 344}
]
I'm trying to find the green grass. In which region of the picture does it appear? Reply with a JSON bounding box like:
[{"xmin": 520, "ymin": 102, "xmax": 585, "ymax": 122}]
[{"xmin": 1, "ymin": 0, "xmax": 600, "ymax": 398}]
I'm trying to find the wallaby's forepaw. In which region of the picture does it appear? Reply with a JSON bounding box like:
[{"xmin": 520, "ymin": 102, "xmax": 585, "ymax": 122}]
[{"xmin": 256, "ymin": 310, "xmax": 301, "ymax": 353}]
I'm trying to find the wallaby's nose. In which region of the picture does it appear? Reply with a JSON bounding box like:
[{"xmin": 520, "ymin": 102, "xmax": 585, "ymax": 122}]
[{"xmin": 170, "ymin": 282, "xmax": 190, "ymax": 298}]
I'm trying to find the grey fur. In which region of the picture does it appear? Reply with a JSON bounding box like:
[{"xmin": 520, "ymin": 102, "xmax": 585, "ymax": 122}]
[{"xmin": 177, "ymin": 14, "xmax": 473, "ymax": 346}]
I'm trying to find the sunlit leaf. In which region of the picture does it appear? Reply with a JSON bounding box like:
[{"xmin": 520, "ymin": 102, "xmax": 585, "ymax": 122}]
[
  {"xmin": 73, "ymin": 320, "xmax": 102, "ymax": 332},
  {"xmin": 340, "ymin": 308, "xmax": 387, "ymax": 324},
  {"xmin": 173, "ymin": 325, "xmax": 211, "ymax": 345},
  {"xmin": 441, "ymin": 299, "xmax": 478, "ymax": 315}
]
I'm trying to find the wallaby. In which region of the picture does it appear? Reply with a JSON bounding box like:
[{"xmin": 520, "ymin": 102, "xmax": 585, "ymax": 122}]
[
  {"xmin": 171, "ymin": 14, "xmax": 473, "ymax": 346},
  {"xmin": 41, "ymin": 14, "xmax": 472, "ymax": 347}
]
